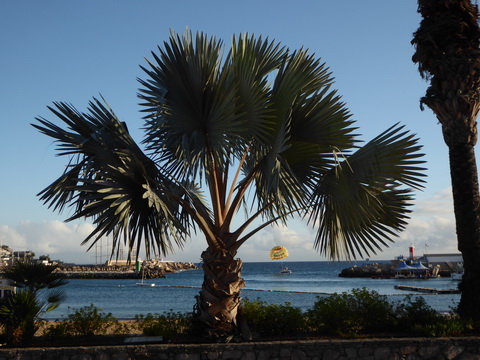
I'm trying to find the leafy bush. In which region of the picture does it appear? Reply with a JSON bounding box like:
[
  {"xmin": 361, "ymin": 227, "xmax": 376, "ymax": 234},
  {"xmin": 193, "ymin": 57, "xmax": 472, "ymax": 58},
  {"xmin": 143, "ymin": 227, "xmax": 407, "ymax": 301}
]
[
  {"xmin": 416, "ymin": 316, "xmax": 468, "ymax": 337},
  {"xmin": 134, "ymin": 311, "xmax": 191, "ymax": 338},
  {"xmin": 306, "ymin": 288, "xmax": 396, "ymax": 336},
  {"xmin": 241, "ymin": 298, "xmax": 306, "ymax": 337},
  {"xmin": 44, "ymin": 304, "xmax": 127, "ymax": 338},
  {"xmin": 352, "ymin": 288, "xmax": 397, "ymax": 332},
  {"xmin": 394, "ymin": 295, "xmax": 440, "ymax": 331},
  {"xmin": 394, "ymin": 296, "xmax": 470, "ymax": 336},
  {"xmin": 306, "ymin": 293, "xmax": 354, "ymax": 335},
  {"xmin": 66, "ymin": 304, "xmax": 123, "ymax": 336}
]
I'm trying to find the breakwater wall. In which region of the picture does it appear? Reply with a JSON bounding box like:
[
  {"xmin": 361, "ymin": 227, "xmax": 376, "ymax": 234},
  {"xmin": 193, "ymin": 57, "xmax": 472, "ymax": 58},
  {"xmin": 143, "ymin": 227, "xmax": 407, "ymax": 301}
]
[
  {"xmin": 59, "ymin": 270, "xmax": 144, "ymax": 279},
  {"xmin": 56, "ymin": 260, "xmax": 198, "ymax": 279},
  {"xmin": 1, "ymin": 337, "xmax": 479, "ymax": 359}
]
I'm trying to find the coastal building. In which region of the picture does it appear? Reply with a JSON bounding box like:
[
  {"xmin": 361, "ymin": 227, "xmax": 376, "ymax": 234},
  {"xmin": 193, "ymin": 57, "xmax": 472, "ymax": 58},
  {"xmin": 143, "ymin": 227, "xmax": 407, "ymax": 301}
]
[
  {"xmin": 422, "ymin": 253, "xmax": 463, "ymax": 271},
  {"xmin": 13, "ymin": 250, "xmax": 35, "ymax": 262},
  {"xmin": 0, "ymin": 245, "xmax": 13, "ymax": 265}
]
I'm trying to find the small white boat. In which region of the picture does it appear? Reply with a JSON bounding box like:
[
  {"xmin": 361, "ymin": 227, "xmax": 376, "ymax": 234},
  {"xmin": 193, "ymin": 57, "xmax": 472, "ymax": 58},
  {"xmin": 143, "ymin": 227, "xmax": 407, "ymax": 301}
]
[
  {"xmin": 280, "ymin": 267, "xmax": 292, "ymax": 274},
  {"xmin": 136, "ymin": 268, "xmax": 156, "ymax": 287},
  {"xmin": 136, "ymin": 282, "xmax": 156, "ymax": 287}
]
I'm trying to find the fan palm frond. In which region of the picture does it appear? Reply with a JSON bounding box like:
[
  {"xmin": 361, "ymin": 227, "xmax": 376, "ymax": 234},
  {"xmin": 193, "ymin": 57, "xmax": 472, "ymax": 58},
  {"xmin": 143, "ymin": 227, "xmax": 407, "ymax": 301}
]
[
  {"xmin": 309, "ymin": 124, "xmax": 426, "ymax": 260},
  {"xmin": 33, "ymin": 98, "xmax": 192, "ymax": 259}
]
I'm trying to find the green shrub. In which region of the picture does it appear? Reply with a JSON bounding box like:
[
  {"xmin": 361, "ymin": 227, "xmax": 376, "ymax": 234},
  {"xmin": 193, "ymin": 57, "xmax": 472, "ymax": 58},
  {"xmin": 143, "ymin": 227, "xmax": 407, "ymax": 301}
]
[
  {"xmin": 393, "ymin": 296, "xmax": 471, "ymax": 337},
  {"xmin": 306, "ymin": 293, "xmax": 354, "ymax": 335},
  {"xmin": 394, "ymin": 296, "xmax": 441, "ymax": 331},
  {"xmin": 306, "ymin": 288, "xmax": 396, "ymax": 336},
  {"xmin": 241, "ymin": 298, "xmax": 306, "ymax": 337},
  {"xmin": 349, "ymin": 288, "xmax": 396, "ymax": 332},
  {"xmin": 66, "ymin": 304, "xmax": 120, "ymax": 336},
  {"xmin": 134, "ymin": 311, "xmax": 191, "ymax": 338},
  {"xmin": 44, "ymin": 304, "xmax": 125, "ymax": 338},
  {"xmin": 416, "ymin": 316, "xmax": 468, "ymax": 337}
]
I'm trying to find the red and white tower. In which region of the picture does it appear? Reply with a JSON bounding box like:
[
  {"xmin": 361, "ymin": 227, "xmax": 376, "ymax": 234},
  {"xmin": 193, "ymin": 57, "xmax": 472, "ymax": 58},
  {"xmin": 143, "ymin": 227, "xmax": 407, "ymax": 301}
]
[{"xmin": 409, "ymin": 244, "xmax": 415, "ymax": 260}]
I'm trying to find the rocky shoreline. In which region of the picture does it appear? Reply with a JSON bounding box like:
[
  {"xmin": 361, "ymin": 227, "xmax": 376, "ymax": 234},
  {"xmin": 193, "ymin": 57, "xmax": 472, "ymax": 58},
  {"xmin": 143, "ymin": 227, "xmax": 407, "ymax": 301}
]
[
  {"xmin": 56, "ymin": 259, "xmax": 198, "ymax": 279},
  {"xmin": 339, "ymin": 262, "xmax": 394, "ymax": 278}
]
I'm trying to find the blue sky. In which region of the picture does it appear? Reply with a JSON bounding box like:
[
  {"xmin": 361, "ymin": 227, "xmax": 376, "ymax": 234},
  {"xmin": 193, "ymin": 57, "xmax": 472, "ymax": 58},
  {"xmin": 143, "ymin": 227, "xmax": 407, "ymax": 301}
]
[{"xmin": 0, "ymin": 1, "xmax": 458, "ymax": 264}]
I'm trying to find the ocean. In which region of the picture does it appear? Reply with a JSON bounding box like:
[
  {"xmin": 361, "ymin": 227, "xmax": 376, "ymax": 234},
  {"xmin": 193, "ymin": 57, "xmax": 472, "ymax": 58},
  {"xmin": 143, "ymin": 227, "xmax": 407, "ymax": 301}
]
[{"xmin": 44, "ymin": 261, "xmax": 460, "ymax": 320}]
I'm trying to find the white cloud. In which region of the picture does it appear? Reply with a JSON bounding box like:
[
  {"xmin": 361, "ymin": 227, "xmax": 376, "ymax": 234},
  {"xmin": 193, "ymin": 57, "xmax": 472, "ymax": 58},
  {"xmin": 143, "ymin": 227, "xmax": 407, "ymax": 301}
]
[
  {"xmin": 0, "ymin": 221, "xmax": 98, "ymax": 264},
  {"xmin": 396, "ymin": 188, "xmax": 457, "ymax": 255},
  {"xmin": 415, "ymin": 188, "xmax": 454, "ymax": 216},
  {"xmin": 370, "ymin": 188, "xmax": 457, "ymax": 260},
  {"xmin": 0, "ymin": 224, "xmax": 27, "ymax": 249},
  {"xmin": 0, "ymin": 188, "xmax": 460, "ymax": 264}
]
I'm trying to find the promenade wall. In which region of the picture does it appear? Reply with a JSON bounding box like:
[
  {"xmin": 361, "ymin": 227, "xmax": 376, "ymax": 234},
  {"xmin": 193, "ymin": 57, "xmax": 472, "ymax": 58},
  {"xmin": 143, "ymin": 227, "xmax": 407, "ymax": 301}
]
[{"xmin": 1, "ymin": 337, "xmax": 479, "ymax": 359}]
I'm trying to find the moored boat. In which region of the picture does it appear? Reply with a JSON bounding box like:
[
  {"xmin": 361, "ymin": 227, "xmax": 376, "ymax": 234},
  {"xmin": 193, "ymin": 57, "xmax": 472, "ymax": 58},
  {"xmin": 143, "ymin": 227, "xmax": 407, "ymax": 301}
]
[{"xmin": 136, "ymin": 268, "xmax": 156, "ymax": 287}]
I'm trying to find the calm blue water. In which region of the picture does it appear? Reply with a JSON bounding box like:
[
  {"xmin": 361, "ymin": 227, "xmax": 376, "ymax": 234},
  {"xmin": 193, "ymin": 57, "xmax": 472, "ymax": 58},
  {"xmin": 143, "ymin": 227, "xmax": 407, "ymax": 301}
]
[{"xmin": 43, "ymin": 261, "xmax": 460, "ymax": 320}]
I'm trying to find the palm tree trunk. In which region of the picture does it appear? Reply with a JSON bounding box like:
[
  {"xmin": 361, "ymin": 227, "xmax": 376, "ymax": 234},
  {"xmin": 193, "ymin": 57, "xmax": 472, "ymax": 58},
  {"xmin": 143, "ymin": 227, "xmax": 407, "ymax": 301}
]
[
  {"xmin": 449, "ymin": 143, "xmax": 480, "ymax": 320},
  {"xmin": 194, "ymin": 247, "xmax": 245, "ymax": 339}
]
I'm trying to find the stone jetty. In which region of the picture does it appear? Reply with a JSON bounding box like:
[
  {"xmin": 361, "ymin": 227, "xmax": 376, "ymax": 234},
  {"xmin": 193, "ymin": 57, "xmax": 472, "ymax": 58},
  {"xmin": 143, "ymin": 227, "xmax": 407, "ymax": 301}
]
[
  {"xmin": 56, "ymin": 260, "xmax": 197, "ymax": 279},
  {"xmin": 141, "ymin": 259, "xmax": 198, "ymax": 279},
  {"xmin": 339, "ymin": 262, "xmax": 394, "ymax": 278}
]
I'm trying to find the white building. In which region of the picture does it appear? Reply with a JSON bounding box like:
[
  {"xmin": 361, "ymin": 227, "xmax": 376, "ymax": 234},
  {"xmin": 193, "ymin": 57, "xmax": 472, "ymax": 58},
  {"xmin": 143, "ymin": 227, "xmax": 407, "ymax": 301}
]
[{"xmin": 423, "ymin": 253, "xmax": 463, "ymax": 271}]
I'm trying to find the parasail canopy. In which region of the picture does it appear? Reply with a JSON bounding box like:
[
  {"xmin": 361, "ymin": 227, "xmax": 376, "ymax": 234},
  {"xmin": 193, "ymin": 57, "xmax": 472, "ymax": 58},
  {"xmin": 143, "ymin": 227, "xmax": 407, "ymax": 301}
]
[{"xmin": 270, "ymin": 246, "xmax": 289, "ymax": 260}]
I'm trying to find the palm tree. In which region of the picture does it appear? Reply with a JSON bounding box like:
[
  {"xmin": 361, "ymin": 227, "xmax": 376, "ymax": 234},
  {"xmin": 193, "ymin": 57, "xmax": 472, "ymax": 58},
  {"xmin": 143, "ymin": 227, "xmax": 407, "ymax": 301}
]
[
  {"xmin": 0, "ymin": 292, "xmax": 41, "ymax": 344},
  {"xmin": 3, "ymin": 260, "xmax": 68, "ymax": 297},
  {"xmin": 412, "ymin": 0, "xmax": 480, "ymax": 321},
  {"xmin": 0, "ymin": 261, "xmax": 67, "ymax": 344},
  {"xmin": 33, "ymin": 30, "xmax": 425, "ymax": 339}
]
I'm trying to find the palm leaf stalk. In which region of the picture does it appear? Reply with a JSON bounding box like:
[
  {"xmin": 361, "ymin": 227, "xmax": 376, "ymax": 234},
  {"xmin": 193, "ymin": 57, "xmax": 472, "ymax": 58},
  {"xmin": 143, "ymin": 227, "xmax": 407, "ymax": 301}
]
[
  {"xmin": 412, "ymin": 0, "xmax": 480, "ymax": 321},
  {"xmin": 33, "ymin": 30, "xmax": 425, "ymax": 340}
]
